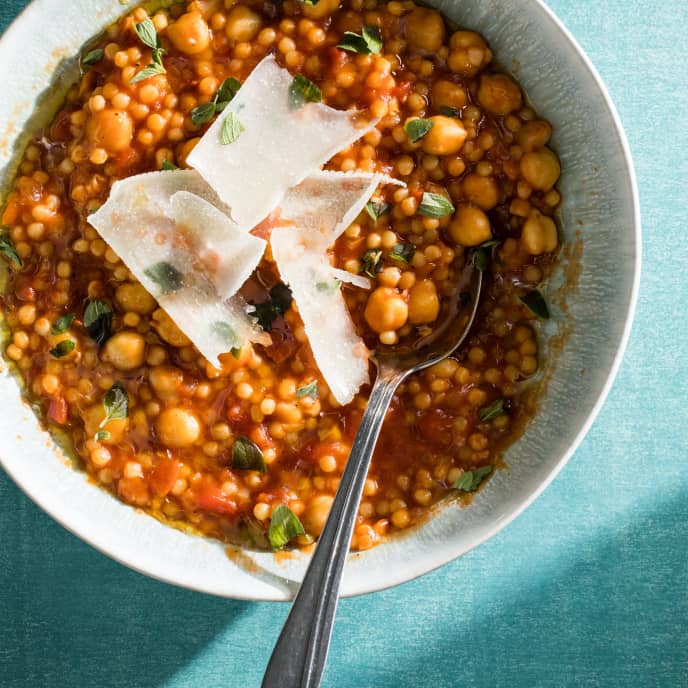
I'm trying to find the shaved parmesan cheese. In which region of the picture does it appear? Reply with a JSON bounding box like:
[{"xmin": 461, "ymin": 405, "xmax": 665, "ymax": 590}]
[
  {"xmin": 187, "ymin": 55, "xmax": 378, "ymax": 230},
  {"xmin": 331, "ymin": 268, "xmax": 370, "ymax": 290},
  {"xmin": 170, "ymin": 190, "xmax": 266, "ymax": 300},
  {"xmin": 89, "ymin": 171, "xmax": 268, "ymax": 366},
  {"xmin": 267, "ymin": 171, "xmax": 406, "ymax": 400},
  {"xmin": 280, "ymin": 170, "xmax": 403, "ymax": 248},
  {"xmin": 271, "ymin": 226, "xmax": 370, "ymax": 406}
]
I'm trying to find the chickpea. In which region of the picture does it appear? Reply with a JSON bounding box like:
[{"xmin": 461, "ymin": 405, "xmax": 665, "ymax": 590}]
[
  {"xmin": 520, "ymin": 210, "xmax": 558, "ymax": 255},
  {"xmin": 477, "ymin": 73, "xmax": 522, "ymax": 115},
  {"xmin": 420, "ymin": 116, "xmax": 467, "ymax": 156},
  {"xmin": 225, "ymin": 6, "xmax": 263, "ymax": 43},
  {"xmin": 408, "ymin": 279, "xmax": 440, "ymax": 324},
  {"xmin": 405, "ymin": 7, "xmax": 446, "ymax": 53},
  {"xmin": 448, "ymin": 31, "xmax": 492, "ymax": 76},
  {"xmin": 115, "ymin": 282, "xmax": 156, "ymax": 314},
  {"xmin": 86, "ymin": 109, "xmax": 133, "ymax": 153},
  {"xmin": 176, "ymin": 137, "xmax": 200, "ymax": 167},
  {"xmin": 431, "ymin": 79, "xmax": 467, "ymax": 112},
  {"xmin": 149, "ymin": 366, "xmax": 184, "ymax": 399},
  {"xmin": 463, "ymin": 173, "xmax": 499, "ymax": 210},
  {"xmin": 156, "ymin": 407, "xmax": 201, "ymax": 448},
  {"xmin": 520, "ymin": 148, "xmax": 561, "ymax": 191},
  {"xmin": 302, "ymin": 495, "xmax": 334, "ymax": 537},
  {"xmin": 516, "ymin": 120, "xmax": 552, "ymax": 152},
  {"xmin": 167, "ymin": 11, "xmax": 211, "ymax": 55},
  {"xmin": 301, "ymin": 0, "xmax": 340, "ymax": 20},
  {"xmin": 152, "ymin": 308, "xmax": 191, "ymax": 347},
  {"xmin": 103, "ymin": 331, "xmax": 146, "ymax": 371},
  {"xmin": 364, "ymin": 287, "xmax": 409, "ymax": 333},
  {"xmin": 449, "ymin": 204, "xmax": 492, "ymax": 247}
]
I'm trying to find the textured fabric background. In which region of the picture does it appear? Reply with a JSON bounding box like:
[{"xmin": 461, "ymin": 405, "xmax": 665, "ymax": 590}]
[{"xmin": 1, "ymin": 1, "xmax": 686, "ymax": 686}]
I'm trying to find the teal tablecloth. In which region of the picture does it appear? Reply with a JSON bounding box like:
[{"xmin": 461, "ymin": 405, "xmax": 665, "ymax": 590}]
[{"xmin": 1, "ymin": 1, "xmax": 686, "ymax": 686}]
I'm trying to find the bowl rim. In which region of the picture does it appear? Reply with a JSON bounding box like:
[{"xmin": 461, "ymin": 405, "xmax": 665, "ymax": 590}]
[{"xmin": 0, "ymin": 0, "xmax": 641, "ymax": 599}]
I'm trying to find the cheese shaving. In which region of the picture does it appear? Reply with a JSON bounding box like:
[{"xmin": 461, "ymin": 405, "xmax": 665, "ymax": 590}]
[
  {"xmin": 271, "ymin": 226, "xmax": 370, "ymax": 406},
  {"xmin": 89, "ymin": 171, "xmax": 268, "ymax": 366},
  {"xmin": 187, "ymin": 55, "xmax": 378, "ymax": 230},
  {"xmin": 279, "ymin": 170, "xmax": 403, "ymax": 249},
  {"xmin": 170, "ymin": 190, "xmax": 266, "ymax": 300}
]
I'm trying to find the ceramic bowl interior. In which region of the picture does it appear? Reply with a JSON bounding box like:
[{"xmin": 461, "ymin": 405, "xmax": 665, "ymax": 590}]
[{"xmin": 0, "ymin": 0, "xmax": 639, "ymax": 599}]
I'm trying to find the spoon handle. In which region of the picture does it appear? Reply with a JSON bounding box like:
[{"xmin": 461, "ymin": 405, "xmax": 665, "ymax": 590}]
[{"xmin": 262, "ymin": 367, "xmax": 403, "ymax": 688}]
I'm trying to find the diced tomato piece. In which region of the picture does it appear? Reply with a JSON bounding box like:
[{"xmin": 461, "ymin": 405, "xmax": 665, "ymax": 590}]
[
  {"xmin": 327, "ymin": 46, "xmax": 348, "ymax": 73},
  {"xmin": 311, "ymin": 440, "xmax": 350, "ymax": 462},
  {"xmin": 149, "ymin": 458, "xmax": 181, "ymax": 497},
  {"xmin": 15, "ymin": 280, "xmax": 35, "ymax": 301},
  {"xmin": 47, "ymin": 395, "xmax": 68, "ymax": 425},
  {"xmin": 50, "ymin": 109, "xmax": 72, "ymax": 142},
  {"xmin": 262, "ymin": 322, "xmax": 298, "ymax": 363},
  {"xmin": 195, "ymin": 484, "xmax": 237, "ymax": 516},
  {"xmin": 417, "ymin": 408, "xmax": 453, "ymax": 446},
  {"xmin": 1, "ymin": 193, "xmax": 21, "ymax": 225},
  {"xmin": 226, "ymin": 402, "xmax": 249, "ymax": 426}
]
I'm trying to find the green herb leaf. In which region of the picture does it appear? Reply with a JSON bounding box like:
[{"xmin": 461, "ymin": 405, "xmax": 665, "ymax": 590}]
[
  {"xmin": 212, "ymin": 321, "xmax": 237, "ymax": 345},
  {"xmin": 249, "ymin": 282, "xmax": 293, "ymax": 331},
  {"xmin": 211, "ymin": 321, "xmax": 242, "ymax": 358},
  {"xmin": 418, "ymin": 192, "xmax": 455, "ymax": 218},
  {"xmin": 50, "ymin": 340, "xmax": 75, "ymax": 358},
  {"xmin": 298, "ymin": 0, "xmax": 320, "ymax": 5},
  {"xmin": 365, "ymin": 201, "xmax": 391, "ymax": 222},
  {"xmin": 473, "ymin": 240, "xmax": 499, "ymax": 273},
  {"xmin": 251, "ymin": 302, "xmax": 279, "ymax": 331},
  {"xmin": 51, "ymin": 313, "xmax": 76, "ymax": 335},
  {"xmin": 129, "ymin": 62, "xmax": 165, "ymax": 84},
  {"xmin": 315, "ymin": 279, "xmax": 342, "ymax": 294},
  {"xmin": 453, "ymin": 466, "xmax": 493, "ymax": 492},
  {"xmin": 268, "ymin": 505, "xmax": 305, "ymax": 550},
  {"xmin": 220, "ymin": 112, "xmax": 244, "ymax": 145},
  {"xmin": 478, "ymin": 398, "xmax": 505, "ymax": 422},
  {"xmin": 144, "ymin": 261, "xmax": 183, "ymax": 294},
  {"xmin": 359, "ymin": 248, "xmax": 383, "ymax": 278},
  {"xmin": 82, "ymin": 48, "xmax": 104, "ymax": 68},
  {"xmin": 129, "ymin": 20, "xmax": 165, "ymax": 83},
  {"xmin": 520, "ymin": 289, "xmax": 550, "ymax": 319},
  {"xmin": 95, "ymin": 430, "xmax": 111, "ymax": 442},
  {"xmin": 152, "ymin": 47, "xmax": 165, "ymax": 64},
  {"xmin": 232, "ymin": 436, "xmax": 267, "ymax": 473},
  {"xmin": 296, "ymin": 380, "xmax": 318, "ymax": 399},
  {"xmin": 215, "ymin": 77, "xmax": 242, "ymax": 111},
  {"xmin": 439, "ymin": 105, "xmax": 460, "ymax": 117},
  {"xmin": 289, "ymin": 74, "xmax": 322, "ymax": 109},
  {"xmin": 100, "ymin": 381, "xmax": 129, "ymax": 428},
  {"xmin": 475, "ymin": 247, "xmax": 489, "ymax": 272},
  {"xmin": 161, "ymin": 160, "xmax": 178, "ymax": 170},
  {"xmin": 337, "ymin": 25, "xmax": 382, "ymax": 55},
  {"xmin": 83, "ymin": 299, "xmax": 113, "ymax": 345},
  {"xmin": 388, "ymin": 242, "xmax": 415, "ymax": 265},
  {"xmin": 0, "ymin": 235, "xmax": 22, "ymax": 268},
  {"xmin": 134, "ymin": 18, "xmax": 160, "ymax": 50},
  {"xmin": 404, "ymin": 118, "xmax": 434, "ymax": 143},
  {"xmin": 191, "ymin": 101, "xmax": 216, "ymax": 126},
  {"xmin": 269, "ymin": 282, "xmax": 293, "ymax": 313}
]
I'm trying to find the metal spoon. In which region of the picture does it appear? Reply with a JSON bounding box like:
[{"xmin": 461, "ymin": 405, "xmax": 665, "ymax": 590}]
[{"xmin": 262, "ymin": 256, "xmax": 483, "ymax": 688}]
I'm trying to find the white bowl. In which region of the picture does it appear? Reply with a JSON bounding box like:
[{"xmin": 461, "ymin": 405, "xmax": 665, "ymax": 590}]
[{"xmin": 0, "ymin": 0, "xmax": 640, "ymax": 600}]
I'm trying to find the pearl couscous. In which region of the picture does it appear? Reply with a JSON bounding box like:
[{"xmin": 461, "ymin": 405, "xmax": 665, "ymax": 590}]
[{"xmin": 0, "ymin": 0, "xmax": 561, "ymax": 551}]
